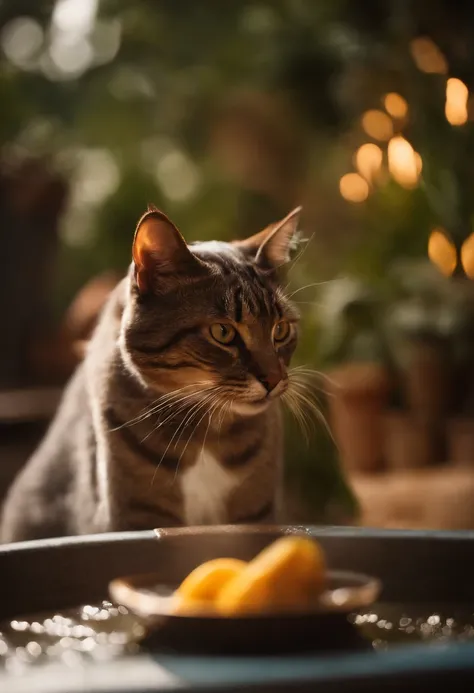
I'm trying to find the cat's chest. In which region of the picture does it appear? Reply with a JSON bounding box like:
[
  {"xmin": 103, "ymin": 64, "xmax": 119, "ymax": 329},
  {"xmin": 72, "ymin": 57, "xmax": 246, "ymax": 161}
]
[{"xmin": 180, "ymin": 449, "xmax": 241, "ymax": 525}]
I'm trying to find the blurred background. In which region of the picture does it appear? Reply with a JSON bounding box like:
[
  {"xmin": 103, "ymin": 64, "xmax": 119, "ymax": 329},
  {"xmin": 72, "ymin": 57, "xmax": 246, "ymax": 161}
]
[{"xmin": 3, "ymin": 0, "xmax": 474, "ymax": 530}]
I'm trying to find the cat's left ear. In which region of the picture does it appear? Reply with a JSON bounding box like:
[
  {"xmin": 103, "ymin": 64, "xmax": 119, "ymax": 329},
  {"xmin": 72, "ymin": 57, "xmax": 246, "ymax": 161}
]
[
  {"xmin": 235, "ymin": 206, "xmax": 302, "ymax": 270},
  {"xmin": 132, "ymin": 207, "xmax": 204, "ymax": 293}
]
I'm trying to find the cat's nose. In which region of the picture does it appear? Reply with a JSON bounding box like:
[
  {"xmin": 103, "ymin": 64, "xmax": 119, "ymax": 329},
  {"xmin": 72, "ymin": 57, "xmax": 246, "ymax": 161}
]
[{"xmin": 258, "ymin": 372, "xmax": 284, "ymax": 394}]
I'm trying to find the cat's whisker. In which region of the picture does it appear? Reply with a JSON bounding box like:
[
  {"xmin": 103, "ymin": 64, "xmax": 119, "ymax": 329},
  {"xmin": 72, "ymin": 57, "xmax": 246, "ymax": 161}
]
[
  {"xmin": 150, "ymin": 390, "xmax": 220, "ymax": 486},
  {"xmin": 111, "ymin": 382, "xmax": 213, "ymax": 431},
  {"xmin": 290, "ymin": 300, "xmax": 318, "ymax": 306},
  {"xmin": 288, "ymin": 366, "xmax": 336, "ymax": 397},
  {"xmin": 136, "ymin": 381, "xmax": 215, "ymax": 422},
  {"xmin": 289, "ymin": 378, "xmax": 333, "ymax": 401},
  {"xmin": 169, "ymin": 393, "xmax": 224, "ymax": 486},
  {"xmin": 282, "ymin": 389, "xmax": 310, "ymax": 445},
  {"xmin": 171, "ymin": 390, "xmax": 222, "ymax": 451},
  {"xmin": 219, "ymin": 399, "xmax": 232, "ymax": 439},
  {"xmin": 284, "ymin": 371, "xmax": 326, "ymax": 443},
  {"xmin": 287, "ymin": 380, "xmax": 337, "ymax": 446},
  {"xmin": 289, "ymin": 387, "xmax": 318, "ymax": 431},
  {"xmin": 174, "ymin": 396, "xmax": 222, "ymax": 484},
  {"xmin": 173, "ymin": 399, "xmax": 219, "ymax": 483},
  {"xmin": 142, "ymin": 385, "xmax": 217, "ymax": 441},
  {"xmin": 290, "ymin": 389, "xmax": 313, "ymax": 442},
  {"xmin": 288, "ymin": 375, "xmax": 327, "ymax": 403},
  {"xmin": 150, "ymin": 388, "xmax": 218, "ymax": 445},
  {"xmin": 217, "ymin": 398, "xmax": 229, "ymax": 431},
  {"xmin": 290, "ymin": 365, "xmax": 335, "ymax": 382},
  {"xmin": 286, "ymin": 279, "xmax": 335, "ymax": 300}
]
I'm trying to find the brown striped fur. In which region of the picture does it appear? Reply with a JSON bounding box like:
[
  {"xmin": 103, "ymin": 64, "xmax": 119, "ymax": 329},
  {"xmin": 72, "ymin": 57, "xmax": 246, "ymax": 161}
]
[{"xmin": 1, "ymin": 206, "xmax": 302, "ymax": 541}]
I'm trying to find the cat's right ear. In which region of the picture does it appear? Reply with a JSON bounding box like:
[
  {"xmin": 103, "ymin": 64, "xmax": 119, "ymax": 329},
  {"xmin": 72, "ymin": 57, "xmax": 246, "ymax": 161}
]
[{"xmin": 132, "ymin": 208, "xmax": 202, "ymax": 293}]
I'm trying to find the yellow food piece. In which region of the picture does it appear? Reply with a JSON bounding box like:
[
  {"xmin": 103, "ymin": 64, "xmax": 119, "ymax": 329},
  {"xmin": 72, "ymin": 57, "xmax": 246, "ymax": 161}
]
[
  {"xmin": 173, "ymin": 597, "xmax": 218, "ymax": 616},
  {"xmin": 175, "ymin": 558, "xmax": 247, "ymax": 604},
  {"xmin": 215, "ymin": 537, "xmax": 326, "ymax": 615}
]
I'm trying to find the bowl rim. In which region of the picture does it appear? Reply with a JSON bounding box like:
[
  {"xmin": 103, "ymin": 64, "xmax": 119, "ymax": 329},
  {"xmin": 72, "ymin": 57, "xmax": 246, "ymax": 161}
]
[
  {"xmin": 153, "ymin": 524, "xmax": 310, "ymax": 539},
  {"xmin": 109, "ymin": 569, "xmax": 382, "ymax": 621}
]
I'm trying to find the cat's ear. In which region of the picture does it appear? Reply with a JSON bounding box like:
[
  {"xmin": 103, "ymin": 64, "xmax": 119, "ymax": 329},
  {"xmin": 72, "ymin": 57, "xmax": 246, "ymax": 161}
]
[
  {"xmin": 236, "ymin": 206, "xmax": 302, "ymax": 270},
  {"xmin": 132, "ymin": 208, "xmax": 202, "ymax": 293}
]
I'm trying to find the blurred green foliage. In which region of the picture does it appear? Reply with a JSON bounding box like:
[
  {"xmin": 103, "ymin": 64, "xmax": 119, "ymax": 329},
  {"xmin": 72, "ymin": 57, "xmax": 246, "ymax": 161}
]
[{"xmin": 3, "ymin": 0, "xmax": 474, "ymax": 522}]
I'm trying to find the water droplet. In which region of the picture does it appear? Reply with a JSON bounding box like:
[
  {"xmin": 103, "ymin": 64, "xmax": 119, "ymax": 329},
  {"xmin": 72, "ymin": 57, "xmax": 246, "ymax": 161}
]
[{"xmin": 26, "ymin": 641, "xmax": 41, "ymax": 657}]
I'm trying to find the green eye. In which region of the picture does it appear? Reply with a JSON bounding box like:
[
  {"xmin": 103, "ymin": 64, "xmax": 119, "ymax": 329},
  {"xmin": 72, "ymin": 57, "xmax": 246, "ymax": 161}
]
[
  {"xmin": 210, "ymin": 323, "xmax": 236, "ymax": 345},
  {"xmin": 273, "ymin": 320, "xmax": 291, "ymax": 344}
]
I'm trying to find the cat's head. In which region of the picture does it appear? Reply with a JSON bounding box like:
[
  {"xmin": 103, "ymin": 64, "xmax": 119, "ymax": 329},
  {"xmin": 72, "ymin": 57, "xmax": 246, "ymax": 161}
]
[{"xmin": 121, "ymin": 206, "xmax": 301, "ymax": 415}]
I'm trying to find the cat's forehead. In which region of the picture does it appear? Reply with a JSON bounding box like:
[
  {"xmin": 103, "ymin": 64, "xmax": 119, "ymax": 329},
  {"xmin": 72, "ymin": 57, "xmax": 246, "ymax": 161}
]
[
  {"xmin": 191, "ymin": 240, "xmax": 245, "ymax": 267},
  {"xmin": 188, "ymin": 241, "xmax": 295, "ymax": 322}
]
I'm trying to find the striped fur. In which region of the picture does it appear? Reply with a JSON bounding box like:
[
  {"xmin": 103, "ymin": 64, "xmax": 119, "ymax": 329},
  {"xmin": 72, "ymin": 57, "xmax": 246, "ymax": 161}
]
[{"xmin": 1, "ymin": 207, "xmax": 301, "ymax": 541}]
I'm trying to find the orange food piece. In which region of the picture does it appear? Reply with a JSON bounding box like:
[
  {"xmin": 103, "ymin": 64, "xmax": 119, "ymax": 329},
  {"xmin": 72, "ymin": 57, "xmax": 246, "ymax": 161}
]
[
  {"xmin": 215, "ymin": 536, "xmax": 326, "ymax": 615},
  {"xmin": 175, "ymin": 558, "xmax": 247, "ymax": 606}
]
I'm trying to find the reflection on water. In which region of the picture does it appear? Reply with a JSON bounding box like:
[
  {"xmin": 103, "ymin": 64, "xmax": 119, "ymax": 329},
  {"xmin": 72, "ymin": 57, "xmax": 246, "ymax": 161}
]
[
  {"xmin": 1, "ymin": 602, "xmax": 474, "ymax": 671},
  {"xmin": 354, "ymin": 603, "xmax": 474, "ymax": 650},
  {"xmin": 0, "ymin": 601, "xmax": 146, "ymax": 674}
]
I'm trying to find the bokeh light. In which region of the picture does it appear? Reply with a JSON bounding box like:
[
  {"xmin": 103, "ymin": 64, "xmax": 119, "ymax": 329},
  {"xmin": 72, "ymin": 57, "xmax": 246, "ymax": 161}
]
[
  {"xmin": 90, "ymin": 19, "xmax": 121, "ymax": 66},
  {"xmin": 52, "ymin": 0, "xmax": 98, "ymax": 34},
  {"xmin": 361, "ymin": 110, "xmax": 393, "ymax": 141},
  {"xmin": 46, "ymin": 0, "xmax": 98, "ymax": 79},
  {"xmin": 339, "ymin": 173, "xmax": 369, "ymax": 203},
  {"xmin": 384, "ymin": 93, "xmax": 408, "ymax": 119},
  {"xmin": 73, "ymin": 149, "xmax": 120, "ymax": 206},
  {"xmin": 48, "ymin": 36, "xmax": 94, "ymax": 78},
  {"xmin": 445, "ymin": 78, "xmax": 468, "ymax": 126},
  {"xmin": 155, "ymin": 149, "xmax": 200, "ymax": 202},
  {"xmin": 428, "ymin": 229, "xmax": 457, "ymax": 277},
  {"xmin": 355, "ymin": 143, "xmax": 383, "ymax": 183},
  {"xmin": 461, "ymin": 233, "xmax": 474, "ymax": 279},
  {"xmin": 410, "ymin": 36, "xmax": 448, "ymax": 74},
  {"xmin": 1, "ymin": 17, "xmax": 43, "ymax": 69},
  {"xmin": 387, "ymin": 136, "xmax": 421, "ymax": 189},
  {"xmin": 414, "ymin": 152, "xmax": 423, "ymax": 175}
]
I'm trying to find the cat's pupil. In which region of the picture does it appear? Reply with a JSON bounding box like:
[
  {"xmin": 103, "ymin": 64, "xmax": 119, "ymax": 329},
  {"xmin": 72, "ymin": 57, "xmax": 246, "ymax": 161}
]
[{"xmin": 210, "ymin": 322, "xmax": 236, "ymax": 344}]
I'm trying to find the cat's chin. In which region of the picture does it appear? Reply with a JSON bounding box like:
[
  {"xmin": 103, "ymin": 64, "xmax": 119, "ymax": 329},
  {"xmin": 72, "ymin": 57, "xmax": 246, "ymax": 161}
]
[{"xmin": 231, "ymin": 400, "xmax": 270, "ymax": 416}]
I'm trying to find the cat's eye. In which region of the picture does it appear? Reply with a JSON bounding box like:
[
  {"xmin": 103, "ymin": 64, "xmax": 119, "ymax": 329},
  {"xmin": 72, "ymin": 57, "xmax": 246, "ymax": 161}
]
[
  {"xmin": 273, "ymin": 320, "xmax": 292, "ymax": 344},
  {"xmin": 209, "ymin": 323, "xmax": 236, "ymax": 345}
]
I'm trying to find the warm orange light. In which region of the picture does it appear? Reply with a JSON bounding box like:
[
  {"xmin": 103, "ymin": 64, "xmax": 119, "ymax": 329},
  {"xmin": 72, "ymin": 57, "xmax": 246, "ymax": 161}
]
[
  {"xmin": 410, "ymin": 37, "xmax": 447, "ymax": 74},
  {"xmin": 428, "ymin": 229, "xmax": 457, "ymax": 277},
  {"xmin": 384, "ymin": 93, "xmax": 408, "ymax": 119},
  {"xmin": 361, "ymin": 110, "xmax": 393, "ymax": 141},
  {"xmin": 414, "ymin": 152, "xmax": 422, "ymax": 175},
  {"xmin": 445, "ymin": 77, "xmax": 468, "ymax": 126},
  {"xmin": 355, "ymin": 143, "xmax": 383, "ymax": 183},
  {"xmin": 461, "ymin": 233, "xmax": 474, "ymax": 278},
  {"xmin": 387, "ymin": 136, "xmax": 420, "ymax": 189},
  {"xmin": 339, "ymin": 173, "xmax": 369, "ymax": 203}
]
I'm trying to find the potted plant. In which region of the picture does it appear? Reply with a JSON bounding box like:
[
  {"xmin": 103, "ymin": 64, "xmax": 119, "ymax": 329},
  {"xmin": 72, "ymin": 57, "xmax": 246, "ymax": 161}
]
[{"xmin": 316, "ymin": 277, "xmax": 393, "ymax": 473}]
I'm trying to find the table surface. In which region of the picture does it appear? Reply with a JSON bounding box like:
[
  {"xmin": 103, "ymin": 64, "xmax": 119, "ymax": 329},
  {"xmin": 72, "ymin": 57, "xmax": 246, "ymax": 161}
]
[{"xmin": 0, "ymin": 387, "xmax": 62, "ymax": 423}]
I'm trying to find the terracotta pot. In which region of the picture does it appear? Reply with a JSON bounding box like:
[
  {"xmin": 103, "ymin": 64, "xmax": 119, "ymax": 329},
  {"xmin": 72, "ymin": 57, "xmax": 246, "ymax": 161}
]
[
  {"xmin": 383, "ymin": 412, "xmax": 434, "ymax": 470},
  {"xmin": 447, "ymin": 418, "xmax": 474, "ymax": 467},
  {"xmin": 401, "ymin": 338, "xmax": 449, "ymax": 425},
  {"xmin": 326, "ymin": 363, "xmax": 391, "ymax": 473}
]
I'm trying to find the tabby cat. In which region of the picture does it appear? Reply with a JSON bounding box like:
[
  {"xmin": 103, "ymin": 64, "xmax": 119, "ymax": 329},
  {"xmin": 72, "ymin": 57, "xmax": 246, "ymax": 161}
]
[{"xmin": 1, "ymin": 206, "xmax": 302, "ymax": 542}]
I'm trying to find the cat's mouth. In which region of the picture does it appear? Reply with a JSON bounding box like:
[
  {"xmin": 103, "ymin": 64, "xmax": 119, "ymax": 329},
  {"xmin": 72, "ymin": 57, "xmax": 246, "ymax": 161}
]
[
  {"xmin": 231, "ymin": 400, "xmax": 270, "ymax": 416},
  {"xmin": 231, "ymin": 380, "xmax": 288, "ymax": 415}
]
